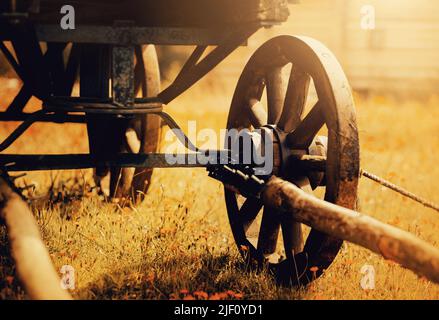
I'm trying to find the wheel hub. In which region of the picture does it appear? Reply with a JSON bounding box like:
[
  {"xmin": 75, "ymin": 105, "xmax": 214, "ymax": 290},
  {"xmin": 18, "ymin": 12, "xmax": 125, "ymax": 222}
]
[{"xmin": 239, "ymin": 125, "xmax": 327, "ymax": 189}]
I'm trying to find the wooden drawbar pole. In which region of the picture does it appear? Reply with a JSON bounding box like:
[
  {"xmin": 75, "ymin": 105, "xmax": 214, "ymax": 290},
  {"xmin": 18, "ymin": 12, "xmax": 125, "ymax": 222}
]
[
  {"xmin": 0, "ymin": 177, "xmax": 72, "ymax": 300},
  {"xmin": 263, "ymin": 177, "xmax": 439, "ymax": 284}
]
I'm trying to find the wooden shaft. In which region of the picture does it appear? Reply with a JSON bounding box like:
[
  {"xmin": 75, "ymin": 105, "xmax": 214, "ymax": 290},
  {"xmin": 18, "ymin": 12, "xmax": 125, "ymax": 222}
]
[
  {"xmin": 0, "ymin": 177, "xmax": 72, "ymax": 300},
  {"xmin": 263, "ymin": 176, "xmax": 439, "ymax": 284}
]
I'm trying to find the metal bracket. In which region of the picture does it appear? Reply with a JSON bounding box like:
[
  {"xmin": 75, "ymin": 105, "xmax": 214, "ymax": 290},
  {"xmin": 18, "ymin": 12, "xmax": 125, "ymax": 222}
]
[
  {"xmin": 111, "ymin": 21, "xmax": 136, "ymax": 106},
  {"xmin": 158, "ymin": 25, "xmax": 258, "ymax": 104},
  {"xmin": 207, "ymin": 163, "xmax": 269, "ymax": 199}
]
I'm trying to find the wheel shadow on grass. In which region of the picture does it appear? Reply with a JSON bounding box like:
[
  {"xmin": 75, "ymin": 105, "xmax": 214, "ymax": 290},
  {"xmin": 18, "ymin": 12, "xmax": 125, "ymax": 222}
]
[{"xmin": 74, "ymin": 252, "xmax": 301, "ymax": 300}]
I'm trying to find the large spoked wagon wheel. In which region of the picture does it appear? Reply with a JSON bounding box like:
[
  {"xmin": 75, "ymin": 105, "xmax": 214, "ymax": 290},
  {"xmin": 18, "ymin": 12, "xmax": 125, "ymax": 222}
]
[
  {"xmin": 91, "ymin": 45, "xmax": 161, "ymax": 201},
  {"xmin": 225, "ymin": 35, "xmax": 360, "ymax": 286}
]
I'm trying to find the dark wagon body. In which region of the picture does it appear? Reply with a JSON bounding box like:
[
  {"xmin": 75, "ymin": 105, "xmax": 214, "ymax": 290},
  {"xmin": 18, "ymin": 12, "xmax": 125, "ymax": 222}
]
[
  {"xmin": 1, "ymin": 0, "xmax": 289, "ymax": 45},
  {"xmin": 36, "ymin": 0, "xmax": 289, "ymax": 27}
]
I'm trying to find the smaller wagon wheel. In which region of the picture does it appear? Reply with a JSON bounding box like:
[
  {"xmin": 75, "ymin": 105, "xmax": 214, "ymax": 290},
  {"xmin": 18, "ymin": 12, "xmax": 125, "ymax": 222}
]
[
  {"xmin": 225, "ymin": 35, "xmax": 360, "ymax": 286},
  {"xmin": 110, "ymin": 45, "xmax": 162, "ymax": 201}
]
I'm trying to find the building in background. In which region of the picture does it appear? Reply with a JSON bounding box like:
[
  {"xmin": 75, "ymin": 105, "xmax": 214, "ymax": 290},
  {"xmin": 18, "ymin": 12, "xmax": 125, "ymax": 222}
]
[{"xmin": 267, "ymin": 0, "xmax": 439, "ymax": 94}]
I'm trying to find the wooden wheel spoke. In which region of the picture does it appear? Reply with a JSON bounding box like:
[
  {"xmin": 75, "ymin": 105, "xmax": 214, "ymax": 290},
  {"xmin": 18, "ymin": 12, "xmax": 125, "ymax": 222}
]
[
  {"xmin": 247, "ymin": 99, "xmax": 268, "ymax": 128},
  {"xmin": 239, "ymin": 198, "xmax": 263, "ymax": 232},
  {"xmin": 294, "ymin": 176, "xmax": 314, "ymax": 194},
  {"xmin": 125, "ymin": 128, "xmax": 141, "ymax": 153},
  {"xmin": 286, "ymin": 101, "xmax": 325, "ymax": 149},
  {"xmin": 266, "ymin": 66, "xmax": 288, "ymax": 124},
  {"xmin": 280, "ymin": 177, "xmax": 312, "ymax": 258},
  {"xmin": 257, "ymin": 206, "xmax": 281, "ymax": 256},
  {"xmin": 277, "ymin": 68, "xmax": 311, "ymax": 132},
  {"xmin": 134, "ymin": 46, "xmax": 146, "ymax": 96},
  {"xmin": 281, "ymin": 216, "xmax": 303, "ymax": 259}
]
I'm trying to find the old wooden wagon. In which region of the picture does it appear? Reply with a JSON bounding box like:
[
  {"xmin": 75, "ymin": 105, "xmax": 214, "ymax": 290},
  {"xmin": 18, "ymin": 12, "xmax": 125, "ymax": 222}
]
[{"xmin": 0, "ymin": 0, "xmax": 363, "ymax": 289}]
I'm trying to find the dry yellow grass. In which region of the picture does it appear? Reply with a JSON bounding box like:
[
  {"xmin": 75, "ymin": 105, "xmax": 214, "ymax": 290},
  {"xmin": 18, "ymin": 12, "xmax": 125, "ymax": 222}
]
[{"xmin": 1, "ymin": 53, "xmax": 439, "ymax": 300}]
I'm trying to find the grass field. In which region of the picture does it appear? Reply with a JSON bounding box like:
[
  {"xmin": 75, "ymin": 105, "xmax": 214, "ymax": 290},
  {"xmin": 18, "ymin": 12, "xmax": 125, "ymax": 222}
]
[{"xmin": 0, "ymin": 55, "xmax": 439, "ymax": 300}]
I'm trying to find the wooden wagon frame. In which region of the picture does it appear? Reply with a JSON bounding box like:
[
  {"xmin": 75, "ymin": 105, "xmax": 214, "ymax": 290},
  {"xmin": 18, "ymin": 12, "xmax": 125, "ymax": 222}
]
[{"xmin": 0, "ymin": 0, "xmax": 289, "ymax": 170}]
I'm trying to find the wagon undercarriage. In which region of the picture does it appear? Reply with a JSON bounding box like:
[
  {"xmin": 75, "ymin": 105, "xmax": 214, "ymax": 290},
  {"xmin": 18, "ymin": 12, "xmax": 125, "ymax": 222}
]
[{"xmin": 0, "ymin": 20, "xmax": 260, "ymax": 168}]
